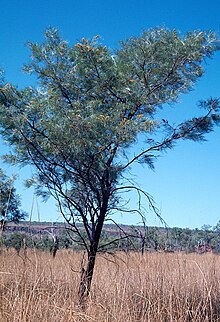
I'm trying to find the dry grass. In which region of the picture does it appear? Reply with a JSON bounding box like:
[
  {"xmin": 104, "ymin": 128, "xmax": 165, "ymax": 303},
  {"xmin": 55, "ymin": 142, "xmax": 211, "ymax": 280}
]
[{"xmin": 1, "ymin": 249, "xmax": 220, "ymax": 321}]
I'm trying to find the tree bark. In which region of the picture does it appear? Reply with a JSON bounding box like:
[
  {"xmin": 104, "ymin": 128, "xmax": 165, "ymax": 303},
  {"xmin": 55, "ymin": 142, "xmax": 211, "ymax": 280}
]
[
  {"xmin": 78, "ymin": 171, "xmax": 110, "ymax": 306},
  {"xmin": 78, "ymin": 246, "xmax": 97, "ymax": 305},
  {"xmin": 78, "ymin": 206, "xmax": 107, "ymax": 305}
]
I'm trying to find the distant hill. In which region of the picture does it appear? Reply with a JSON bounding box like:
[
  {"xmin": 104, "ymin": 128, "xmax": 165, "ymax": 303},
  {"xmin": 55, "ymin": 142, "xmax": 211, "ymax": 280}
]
[{"xmin": 3, "ymin": 221, "xmax": 220, "ymax": 254}]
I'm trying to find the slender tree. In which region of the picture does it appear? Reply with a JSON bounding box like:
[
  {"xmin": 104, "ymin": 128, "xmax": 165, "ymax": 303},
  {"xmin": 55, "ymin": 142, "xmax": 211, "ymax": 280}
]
[
  {"xmin": 0, "ymin": 28, "xmax": 219, "ymax": 302},
  {"xmin": 0, "ymin": 168, "xmax": 26, "ymax": 233}
]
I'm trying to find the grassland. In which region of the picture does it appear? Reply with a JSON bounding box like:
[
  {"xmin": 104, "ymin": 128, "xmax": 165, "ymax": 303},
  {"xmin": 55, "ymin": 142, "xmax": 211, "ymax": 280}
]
[{"xmin": 1, "ymin": 249, "xmax": 220, "ymax": 321}]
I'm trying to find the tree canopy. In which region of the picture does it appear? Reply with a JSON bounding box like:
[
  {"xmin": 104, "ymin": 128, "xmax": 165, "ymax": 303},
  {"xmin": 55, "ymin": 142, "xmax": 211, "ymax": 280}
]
[{"xmin": 0, "ymin": 27, "xmax": 219, "ymax": 300}]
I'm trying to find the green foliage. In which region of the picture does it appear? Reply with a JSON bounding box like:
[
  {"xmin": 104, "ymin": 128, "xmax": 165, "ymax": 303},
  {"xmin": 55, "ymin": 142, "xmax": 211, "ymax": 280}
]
[
  {"xmin": 4, "ymin": 232, "xmax": 27, "ymax": 254},
  {"xmin": 0, "ymin": 27, "xmax": 219, "ymax": 253},
  {"xmin": 3, "ymin": 221, "xmax": 220, "ymax": 254},
  {"xmin": 213, "ymin": 220, "xmax": 220, "ymax": 233},
  {"xmin": 0, "ymin": 168, "xmax": 26, "ymax": 230}
]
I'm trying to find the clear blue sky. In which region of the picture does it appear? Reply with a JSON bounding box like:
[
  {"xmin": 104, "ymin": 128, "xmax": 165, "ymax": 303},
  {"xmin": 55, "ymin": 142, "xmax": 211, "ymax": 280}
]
[{"xmin": 0, "ymin": 0, "xmax": 220, "ymax": 229}]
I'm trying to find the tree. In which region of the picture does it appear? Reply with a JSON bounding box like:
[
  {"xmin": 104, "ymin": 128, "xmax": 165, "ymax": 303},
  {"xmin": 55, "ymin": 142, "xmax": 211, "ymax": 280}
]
[
  {"xmin": 213, "ymin": 221, "xmax": 220, "ymax": 234},
  {"xmin": 0, "ymin": 168, "xmax": 26, "ymax": 233},
  {"xmin": 5, "ymin": 232, "xmax": 27, "ymax": 254},
  {"xmin": 0, "ymin": 27, "xmax": 219, "ymax": 303}
]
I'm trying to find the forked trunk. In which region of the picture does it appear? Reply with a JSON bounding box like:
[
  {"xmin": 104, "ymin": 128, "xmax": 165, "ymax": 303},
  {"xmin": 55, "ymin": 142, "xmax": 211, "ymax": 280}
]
[
  {"xmin": 78, "ymin": 216, "xmax": 106, "ymax": 305},
  {"xmin": 78, "ymin": 192, "xmax": 109, "ymax": 305}
]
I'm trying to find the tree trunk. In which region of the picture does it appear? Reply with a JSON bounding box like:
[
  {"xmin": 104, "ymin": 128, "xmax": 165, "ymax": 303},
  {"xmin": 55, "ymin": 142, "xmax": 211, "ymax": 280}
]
[
  {"xmin": 78, "ymin": 247, "xmax": 97, "ymax": 305},
  {"xmin": 78, "ymin": 186, "xmax": 109, "ymax": 305},
  {"xmin": 78, "ymin": 211, "xmax": 106, "ymax": 305},
  {"xmin": 0, "ymin": 220, "xmax": 5, "ymax": 239}
]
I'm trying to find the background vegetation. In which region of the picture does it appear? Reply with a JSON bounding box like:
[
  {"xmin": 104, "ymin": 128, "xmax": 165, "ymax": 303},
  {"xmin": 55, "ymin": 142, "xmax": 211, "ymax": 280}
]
[{"xmin": 2, "ymin": 221, "xmax": 220, "ymax": 255}]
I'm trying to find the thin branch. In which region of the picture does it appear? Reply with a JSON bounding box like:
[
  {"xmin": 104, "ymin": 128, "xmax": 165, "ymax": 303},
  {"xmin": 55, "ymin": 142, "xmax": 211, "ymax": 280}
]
[
  {"xmin": 112, "ymin": 185, "xmax": 167, "ymax": 226},
  {"xmin": 122, "ymin": 107, "xmax": 215, "ymax": 170},
  {"xmin": 98, "ymin": 235, "xmax": 130, "ymax": 251}
]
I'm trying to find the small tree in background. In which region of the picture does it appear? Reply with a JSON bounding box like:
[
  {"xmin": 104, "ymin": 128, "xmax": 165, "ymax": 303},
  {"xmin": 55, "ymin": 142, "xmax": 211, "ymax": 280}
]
[
  {"xmin": 0, "ymin": 168, "xmax": 26, "ymax": 233},
  {"xmin": 0, "ymin": 28, "xmax": 219, "ymax": 303},
  {"xmin": 5, "ymin": 232, "xmax": 27, "ymax": 254}
]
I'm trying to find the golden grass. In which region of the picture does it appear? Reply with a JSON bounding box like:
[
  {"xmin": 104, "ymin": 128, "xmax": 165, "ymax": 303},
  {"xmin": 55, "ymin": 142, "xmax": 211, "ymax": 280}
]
[{"xmin": 1, "ymin": 249, "xmax": 220, "ymax": 321}]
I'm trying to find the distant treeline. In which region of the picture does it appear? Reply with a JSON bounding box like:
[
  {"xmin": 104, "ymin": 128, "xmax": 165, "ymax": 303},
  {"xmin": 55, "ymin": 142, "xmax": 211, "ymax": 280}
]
[{"xmin": 1, "ymin": 221, "xmax": 220, "ymax": 255}]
